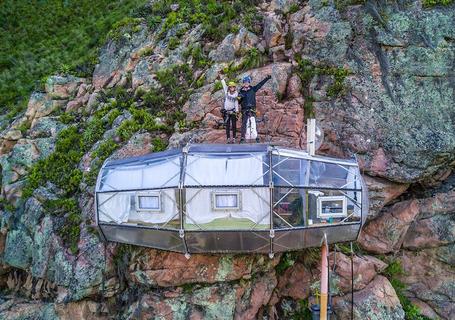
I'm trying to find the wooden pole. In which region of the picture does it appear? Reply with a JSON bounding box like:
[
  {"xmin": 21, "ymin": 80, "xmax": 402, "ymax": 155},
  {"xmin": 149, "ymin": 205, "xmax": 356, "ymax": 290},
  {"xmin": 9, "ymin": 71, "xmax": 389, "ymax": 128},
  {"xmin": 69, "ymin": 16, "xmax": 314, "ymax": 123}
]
[{"xmin": 320, "ymin": 238, "xmax": 328, "ymax": 320}]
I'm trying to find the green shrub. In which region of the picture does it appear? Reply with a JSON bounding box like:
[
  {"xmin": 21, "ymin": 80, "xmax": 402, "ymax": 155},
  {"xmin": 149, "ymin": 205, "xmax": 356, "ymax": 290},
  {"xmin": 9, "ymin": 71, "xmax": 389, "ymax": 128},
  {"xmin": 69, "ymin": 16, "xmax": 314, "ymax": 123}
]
[
  {"xmin": 152, "ymin": 137, "xmax": 168, "ymax": 152},
  {"xmin": 108, "ymin": 17, "xmax": 143, "ymax": 40},
  {"xmin": 422, "ymin": 0, "xmax": 453, "ymax": 7},
  {"xmin": 304, "ymin": 96, "xmax": 315, "ymax": 118},
  {"xmin": 17, "ymin": 122, "xmax": 30, "ymax": 135},
  {"xmin": 153, "ymin": 0, "xmax": 261, "ymax": 41},
  {"xmin": 276, "ymin": 252, "xmax": 297, "ymax": 275},
  {"xmin": 323, "ymin": 67, "xmax": 350, "ymax": 98},
  {"xmin": 184, "ymin": 45, "xmax": 209, "ymax": 69},
  {"xmin": 138, "ymin": 47, "xmax": 154, "ymax": 57},
  {"xmin": 288, "ymin": 299, "xmax": 312, "ymax": 320},
  {"xmin": 23, "ymin": 125, "xmax": 86, "ymax": 197},
  {"xmin": 296, "ymin": 57, "xmax": 350, "ymax": 99},
  {"xmin": 213, "ymin": 81, "xmax": 223, "ymax": 92},
  {"xmin": 141, "ymin": 88, "xmax": 166, "ymax": 109},
  {"xmin": 82, "ymin": 117, "xmax": 105, "ymax": 147},
  {"xmin": 288, "ymin": 3, "xmax": 300, "ymax": 14},
  {"xmin": 60, "ymin": 112, "xmax": 76, "ymax": 124},
  {"xmin": 284, "ymin": 31, "xmax": 294, "ymax": 50},
  {"xmin": 147, "ymin": 15, "xmax": 163, "ymax": 29},
  {"xmin": 168, "ymin": 36, "xmax": 180, "ymax": 50},
  {"xmin": 296, "ymin": 58, "xmax": 317, "ymax": 85},
  {"xmin": 84, "ymin": 138, "xmax": 119, "ymax": 186},
  {"xmin": 335, "ymin": 0, "xmax": 366, "ymax": 11},
  {"xmin": 44, "ymin": 197, "xmax": 82, "ymax": 254},
  {"xmin": 242, "ymin": 48, "xmax": 266, "ymax": 70},
  {"xmin": 107, "ymin": 109, "xmax": 122, "ymax": 126},
  {"xmin": 116, "ymin": 119, "xmax": 140, "ymax": 141}
]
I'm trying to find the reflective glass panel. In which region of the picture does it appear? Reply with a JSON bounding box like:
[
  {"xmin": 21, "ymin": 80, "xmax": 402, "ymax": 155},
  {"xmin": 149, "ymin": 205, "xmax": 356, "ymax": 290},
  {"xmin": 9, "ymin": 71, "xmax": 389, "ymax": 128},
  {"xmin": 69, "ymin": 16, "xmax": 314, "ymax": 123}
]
[
  {"xmin": 272, "ymin": 188, "xmax": 361, "ymax": 229},
  {"xmin": 309, "ymin": 161, "xmax": 360, "ymax": 189},
  {"xmin": 272, "ymin": 188, "xmax": 306, "ymax": 228},
  {"xmin": 184, "ymin": 153, "xmax": 269, "ymax": 186},
  {"xmin": 214, "ymin": 193, "xmax": 239, "ymax": 209},
  {"xmin": 272, "ymin": 155, "xmax": 309, "ymax": 187},
  {"xmin": 138, "ymin": 195, "xmax": 160, "ymax": 210}
]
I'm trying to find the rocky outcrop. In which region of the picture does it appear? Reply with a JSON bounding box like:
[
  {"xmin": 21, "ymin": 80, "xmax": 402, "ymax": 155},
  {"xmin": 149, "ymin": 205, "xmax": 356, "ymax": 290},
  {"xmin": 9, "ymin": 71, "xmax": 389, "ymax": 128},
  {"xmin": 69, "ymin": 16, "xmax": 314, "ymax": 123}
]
[
  {"xmin": 129, "ymin": 250, "xmax": 279, "ymax": 287},
  {"xmin": 308, "ymin": 3, "xmax": 455, "ymax": 183},
  {"xmin": 333, "ymin": 275, "xmax": 405, "ymax": 320},
  {"xmin": 399, "ymin": 249, "xmax": 455, "ymax": 320},
  {"xmin": 209, "ymin": 27, "xmax": 261, "ymax": 63},
  {"xmin": 359, "ymin": 199, "xmax": 420, "ymax": 254}
]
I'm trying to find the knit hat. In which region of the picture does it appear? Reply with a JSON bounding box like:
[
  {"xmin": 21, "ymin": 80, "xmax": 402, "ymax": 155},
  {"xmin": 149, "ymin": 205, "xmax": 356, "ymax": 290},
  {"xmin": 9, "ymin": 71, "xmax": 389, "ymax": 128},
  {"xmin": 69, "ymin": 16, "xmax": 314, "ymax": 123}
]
[{"xmin": 242, "ymin": 75, "xmax": 252, "ymax": 83}]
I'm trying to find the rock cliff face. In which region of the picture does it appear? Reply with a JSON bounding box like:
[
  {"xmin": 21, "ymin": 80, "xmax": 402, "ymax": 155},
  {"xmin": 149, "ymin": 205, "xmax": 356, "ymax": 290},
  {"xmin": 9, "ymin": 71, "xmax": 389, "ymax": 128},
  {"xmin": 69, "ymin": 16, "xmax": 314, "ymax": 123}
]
[{"xmin": 0, "ymin": 1, "xmax": 454, "ymax": 319}]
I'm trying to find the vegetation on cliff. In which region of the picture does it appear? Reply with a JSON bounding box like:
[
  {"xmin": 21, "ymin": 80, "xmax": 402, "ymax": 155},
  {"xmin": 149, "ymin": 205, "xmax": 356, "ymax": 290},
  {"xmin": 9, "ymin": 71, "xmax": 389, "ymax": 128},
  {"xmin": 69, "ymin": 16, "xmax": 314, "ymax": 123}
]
[{"xmin": 0, "ymin": 0, "xmax": 148, "ymax": 116}]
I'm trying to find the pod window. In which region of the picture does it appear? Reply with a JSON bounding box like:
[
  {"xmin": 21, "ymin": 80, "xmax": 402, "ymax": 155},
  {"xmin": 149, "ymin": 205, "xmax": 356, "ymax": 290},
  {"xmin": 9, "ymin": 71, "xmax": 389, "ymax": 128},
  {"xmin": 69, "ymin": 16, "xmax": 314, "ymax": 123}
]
[
  {"xmin": 136, "ymin": 192, "xmax": 161, "ymax": 212},
  {"xmin": 212, "ymin": 191, "xmax": 241, "ymax": 211},
  {"xmin": 317, "ymin": 196, "xmax": 347, "ymax": 218}
]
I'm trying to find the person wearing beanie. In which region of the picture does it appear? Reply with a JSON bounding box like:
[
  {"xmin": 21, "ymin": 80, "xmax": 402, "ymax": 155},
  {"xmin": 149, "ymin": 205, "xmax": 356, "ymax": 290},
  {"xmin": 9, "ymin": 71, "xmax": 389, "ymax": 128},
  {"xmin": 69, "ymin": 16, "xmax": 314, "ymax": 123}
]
[{"xmin": 238, "ymin": 74, "xmax": 272, "ymax": 143}]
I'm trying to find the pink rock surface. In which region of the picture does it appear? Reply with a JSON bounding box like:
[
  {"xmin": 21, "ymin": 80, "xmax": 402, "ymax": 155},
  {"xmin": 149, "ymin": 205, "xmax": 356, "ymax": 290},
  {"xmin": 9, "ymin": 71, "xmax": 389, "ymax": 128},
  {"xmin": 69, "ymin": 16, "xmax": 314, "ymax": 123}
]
[{"xmin": 359, "ymin": 199, "xmax": 420, "ymax": 254}]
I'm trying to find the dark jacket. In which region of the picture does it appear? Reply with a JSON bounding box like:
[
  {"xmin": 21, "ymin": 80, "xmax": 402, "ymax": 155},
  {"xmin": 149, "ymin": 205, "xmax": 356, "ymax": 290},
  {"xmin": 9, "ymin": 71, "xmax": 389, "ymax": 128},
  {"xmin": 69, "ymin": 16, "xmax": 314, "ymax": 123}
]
[{"xmin": 239, "ymin": 75, "xmax": 271, "ymax": 112}]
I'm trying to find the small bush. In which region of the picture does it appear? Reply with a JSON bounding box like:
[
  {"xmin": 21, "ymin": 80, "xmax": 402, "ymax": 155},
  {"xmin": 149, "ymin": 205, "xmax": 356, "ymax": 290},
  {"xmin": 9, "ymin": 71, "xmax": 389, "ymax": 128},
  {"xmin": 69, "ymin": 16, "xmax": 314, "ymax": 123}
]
[
  {"xmin": 60, "ymin": 112, "xmax": 76, "ymax": 124},
  {"xmin": 152, "ymin": 137, "xmax": 167, "ymax": 152},
  {"xmin": 108, "ymin": 17, "xmax": 143, "ymax": 40},
  {"xmin": 116, "ymin": 119, "xmax": 140, "ymax": 141},
  {"xmin": 168, "ymin": 36, "xmax": 180, "ymax": 50},
  {"xmin": 296, "ymin": 57, "xmax": 350, "ymax": 99},
  {"xmin": 276, "ymin": 252, "xmax": 297, "ymax": 275},
  {"xmin": 44, "ymin": 197, "xmax": 82, "ymax": 254},
  {"xmin": 288, "ymin": 3, "xmax": 300, "ymax": 14},
  {"xmin": 213, "ymin": 80, "xmax": 223, "ymax": 92},
  {"xmin": 17, "ymin": 122, "xmax": 30, "ymax": 135},
  {"xmin": 284, "ymin": 31, "xmax": 294, "ymax": 50},
  {"xmin": 304, "ymin": 96, "xmax": 315, "ymax": 118},
  {"xmin": 82, "ymin": 117, "xmax": 105, "ymax": 147},
  {"xmin": 184, "ymin": 45, "xmax": 209, "ymax": 69},
  {"xmin": 107, "ymin": 109, "xmax": 122, "ymax": 126},
  {"xmin": 147, "ymin": 15, "xmax": 162, "ymax": 29},
  {"xmin": 138, "ymin": 47, "xmax": 154, "ymax": 57},
  {"xmin": 422, "ymin": 0, "xmax": 453, "ymax": 7},
  {"xmin": 335, "ymin": 0, "xmax": 366, "ymax": 11},
  {"xmin": 242, "ymin": 48, "xmax": 266, "ymax": 70},
  {"xmin": 84, "ymin": 138, "xmax": 119, "ymax": 186}
]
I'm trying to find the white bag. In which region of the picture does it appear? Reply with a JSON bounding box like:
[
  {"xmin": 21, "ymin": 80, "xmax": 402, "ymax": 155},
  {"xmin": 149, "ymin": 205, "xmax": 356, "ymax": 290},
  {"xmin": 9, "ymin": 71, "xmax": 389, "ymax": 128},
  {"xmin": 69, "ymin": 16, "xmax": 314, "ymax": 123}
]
[{"xmin": 245, "ymin": 116, "xmax": 257, "ymax": 140}]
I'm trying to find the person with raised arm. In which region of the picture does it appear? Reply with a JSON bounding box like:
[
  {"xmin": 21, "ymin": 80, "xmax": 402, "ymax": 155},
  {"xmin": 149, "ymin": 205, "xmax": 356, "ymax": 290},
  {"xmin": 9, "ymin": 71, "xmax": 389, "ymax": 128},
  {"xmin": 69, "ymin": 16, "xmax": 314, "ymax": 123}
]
[
  {"xmin": 220, "ymin": 77, "xmax": 239, "ymax": 144},
  {"xmin": 238, "ymin": 74, "xmax": 271, "ymax": 143}
]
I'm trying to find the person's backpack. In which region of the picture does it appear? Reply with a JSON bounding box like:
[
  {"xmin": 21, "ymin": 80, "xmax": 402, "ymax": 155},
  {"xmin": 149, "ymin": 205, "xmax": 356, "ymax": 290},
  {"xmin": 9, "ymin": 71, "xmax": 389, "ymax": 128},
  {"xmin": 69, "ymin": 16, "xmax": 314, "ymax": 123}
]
[{"xmin": 245, "ymin": 115, "xmax": 257, "ymax": 140}]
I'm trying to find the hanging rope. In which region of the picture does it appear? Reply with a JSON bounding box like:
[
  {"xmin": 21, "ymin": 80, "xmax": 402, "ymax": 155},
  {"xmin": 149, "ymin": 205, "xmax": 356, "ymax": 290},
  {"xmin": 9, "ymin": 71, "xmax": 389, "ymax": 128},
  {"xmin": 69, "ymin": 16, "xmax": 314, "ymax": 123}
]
[{"xmin": 350, "ymin": 242, "xmax": 354, "ymax": 320}]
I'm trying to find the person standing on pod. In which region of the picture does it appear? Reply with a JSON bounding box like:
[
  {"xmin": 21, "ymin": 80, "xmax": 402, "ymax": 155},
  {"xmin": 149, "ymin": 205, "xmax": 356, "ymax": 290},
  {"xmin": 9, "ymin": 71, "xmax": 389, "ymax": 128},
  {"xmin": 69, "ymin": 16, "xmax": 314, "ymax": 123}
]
[
  {"xmin": 220, "ymin": 77, "xmax": 239, "ymax": 144},
  {"xmin": 238, "ymin": 74, "xmax": 271, "ymax": 143}
]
